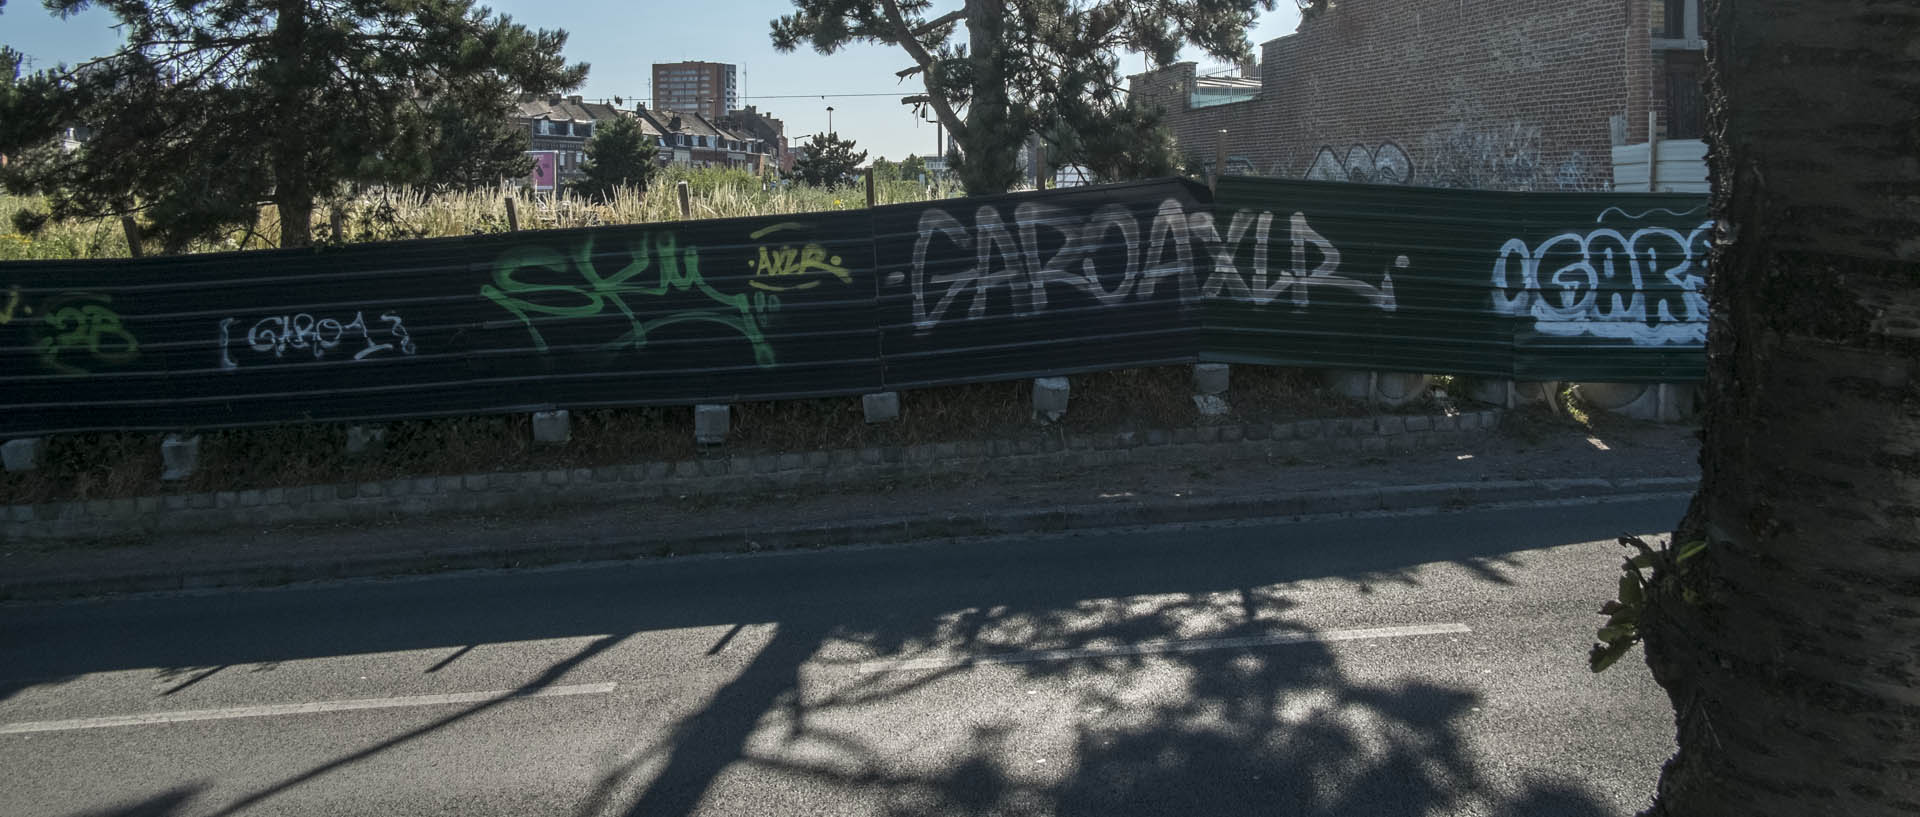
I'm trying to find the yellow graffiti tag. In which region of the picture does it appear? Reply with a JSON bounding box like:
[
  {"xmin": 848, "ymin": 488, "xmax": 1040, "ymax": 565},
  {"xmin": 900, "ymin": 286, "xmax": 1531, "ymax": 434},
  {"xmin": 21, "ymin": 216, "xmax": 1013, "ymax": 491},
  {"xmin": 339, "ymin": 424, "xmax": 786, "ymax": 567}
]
[
  {"xmin": 745, "ymin": 222, "xmax": 853, "ymax": 292},
  {"xmin": 0, "ymin": 285, "xmax": 20, "ymax": 325}
]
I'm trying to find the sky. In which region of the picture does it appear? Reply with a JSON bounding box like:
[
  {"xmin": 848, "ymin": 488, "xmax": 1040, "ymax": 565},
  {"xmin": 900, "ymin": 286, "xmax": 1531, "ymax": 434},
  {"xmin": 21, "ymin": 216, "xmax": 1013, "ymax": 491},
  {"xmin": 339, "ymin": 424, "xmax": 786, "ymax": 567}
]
[{"xmin": 1, "ymin": 0, "xmax": 1303, "ymax": 163}]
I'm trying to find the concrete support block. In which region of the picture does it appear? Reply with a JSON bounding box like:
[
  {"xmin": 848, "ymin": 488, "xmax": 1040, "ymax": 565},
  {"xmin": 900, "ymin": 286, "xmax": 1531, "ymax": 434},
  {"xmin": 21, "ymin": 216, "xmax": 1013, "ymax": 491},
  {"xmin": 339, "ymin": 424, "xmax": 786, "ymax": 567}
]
[
  {"xmin": 1192, "ymin": 394, "xmax": 1231, "ymax": 417},
  {"xmin": 1467, "ymin": 379, "xmax": 1559, "ymax": 409},
  {"xmin": 161, "ymin": 434, "xmax": 200, "ymax": 482},
  {"xmin": 1192, "ymin": 363, "xmax": 1231, "ymax": 396},
  {"xmin": 1576, "ymin": 382, "xmax": 1696, "ymax": 423},
  {"xmin": 532, "ymin": 410, "xmax": 571, "ymax": 445},
  {"xmin": 1032, "ymin": 377, "xmax": 1070, "ymax": 422},
  {"xmin": 694, "ymin": 404, "xmax": 730, "ymax": 445},
  {"xmin": 2, "ymin": 438, "xmax": 43, "ymax": 472},
  {"xmin": 862, "ymin": 391, "xmax": 900, "ymax": 424},
  {"xmin": 1325, "ymin": 370, "xmax": 1431, "ymax": 408},
  {"xmin": 344, "ymin": 425, "xmax": 388, "ymax": 456}
]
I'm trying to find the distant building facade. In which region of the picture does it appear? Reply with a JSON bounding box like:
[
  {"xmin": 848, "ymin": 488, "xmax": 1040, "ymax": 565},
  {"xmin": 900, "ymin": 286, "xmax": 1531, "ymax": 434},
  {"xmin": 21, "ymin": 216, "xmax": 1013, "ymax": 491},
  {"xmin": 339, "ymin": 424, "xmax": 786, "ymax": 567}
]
[
  {"xmin": 512, "ymin": 93, "xmax": 786, "ymax": 184},
  {"xmin": 1130, "ymin": 0, "xmax": 1707, "ymax": 191},
  {"xmin": 514, "ymin": 95, "xmax": 625, "ymax": 182},
  {"xmin": 652, "ymin": 61, "xmax": 739, "ymax": 122},
  {"xmin": 718, "ymin": 106, "xmax": 793, "ymax": 173},
  {"xmin": 634, "ymin": 106, "xmax": 770, "ymax": 174}
]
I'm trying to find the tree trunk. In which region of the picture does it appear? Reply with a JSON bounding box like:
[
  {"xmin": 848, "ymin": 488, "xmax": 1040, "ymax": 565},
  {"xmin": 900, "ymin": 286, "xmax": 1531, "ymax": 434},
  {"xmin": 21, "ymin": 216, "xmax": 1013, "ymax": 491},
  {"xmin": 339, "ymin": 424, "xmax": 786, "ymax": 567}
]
[
  {"xmin": 1639, "ymin": 0, "xmax": 1920, "ymax": 815},
  {"xmin": 271, "ymin": 0, "xmax": 313, "ymax": 248},
  {"xmin": 957, "ymin": 0, "xmax": 1020, "ymax": 195}
]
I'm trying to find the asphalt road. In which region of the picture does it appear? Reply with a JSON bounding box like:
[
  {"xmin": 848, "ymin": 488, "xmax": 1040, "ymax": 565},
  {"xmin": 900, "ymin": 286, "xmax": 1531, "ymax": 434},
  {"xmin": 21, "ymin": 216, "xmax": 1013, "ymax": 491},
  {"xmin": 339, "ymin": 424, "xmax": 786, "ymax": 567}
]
[{"xmin": 0, "ymin": 495, "xmax": 1686, "ymax": 817}]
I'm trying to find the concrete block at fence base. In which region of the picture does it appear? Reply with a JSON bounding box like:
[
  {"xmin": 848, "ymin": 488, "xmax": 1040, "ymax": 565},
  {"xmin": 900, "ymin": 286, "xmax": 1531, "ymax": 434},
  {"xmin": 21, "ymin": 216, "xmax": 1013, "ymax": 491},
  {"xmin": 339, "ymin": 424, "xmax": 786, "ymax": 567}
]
[
  {"xmin": 862, "ymin": 392, "xmax": 900, "ymax": 424},
  {"xmin": 161, "ymin": 434, "xmax": 201, "ymax": 482},
  {"xmin": 1577, "ymin": 382, "xmax": 1695, "ymax": 423},
  {"xmin": 1032, "ymin": 377, "xmax": 1070, "ymax": 422},
  {"xmin": 532, "ymin": 410, "xmax": 571, "ymax": 445},
  {"xmin": 1193, "ymin": 363, "xmax": 1230, "ymax": 396},
  {"xmin": 345, "ymin": 425, "xmax": 388, "ymax": 456},
  {"xmin": 1466, "ymin": 379, "xmax": 1560, "ymax": 409},
  {"xmin": 1193, "ymin": 394, "xmax": 1231, "ymax": 418},
  {"xmin": 2, "ymin": 438, "xmax": 42, "ymax": 472},
  {"xmin": 1325, "ymin": 370, "xmax": 1430, "ymax": 408},
  {"xmin": 694, "ymin": 404, "xmax": 730, "ymax": 445}
]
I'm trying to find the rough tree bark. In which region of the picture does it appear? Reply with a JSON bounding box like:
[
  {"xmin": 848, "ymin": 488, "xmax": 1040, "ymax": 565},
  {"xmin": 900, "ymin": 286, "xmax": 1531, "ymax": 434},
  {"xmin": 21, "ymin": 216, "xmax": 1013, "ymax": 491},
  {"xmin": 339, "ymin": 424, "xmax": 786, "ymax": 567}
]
[
  {"xmin": 270, "ymin": 0, "xmax": 315, "ymax": 248},
  {"xmin": 1638, "ymin": 0, "xmax": 1920, "ymax": 815}
]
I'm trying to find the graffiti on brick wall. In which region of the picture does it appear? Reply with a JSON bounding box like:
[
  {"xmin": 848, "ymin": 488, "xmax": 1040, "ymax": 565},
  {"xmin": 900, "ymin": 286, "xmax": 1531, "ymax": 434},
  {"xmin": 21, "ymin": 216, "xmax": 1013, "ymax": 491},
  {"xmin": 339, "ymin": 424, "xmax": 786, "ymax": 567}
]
[
  {"xmin": 482, "ymin": 232, "xmax": 790, "ymax": 367},
  {"xmin": 1491, "ymin": 206, "xmax": 1711, "ymax": 346},
  {"xmin": 1304, "ymin": 143, "xmax": 1413, "ymax": 185},
  {"xmin": 900, "ymin": 200, "xmax": 1398, "ymax": 335}
]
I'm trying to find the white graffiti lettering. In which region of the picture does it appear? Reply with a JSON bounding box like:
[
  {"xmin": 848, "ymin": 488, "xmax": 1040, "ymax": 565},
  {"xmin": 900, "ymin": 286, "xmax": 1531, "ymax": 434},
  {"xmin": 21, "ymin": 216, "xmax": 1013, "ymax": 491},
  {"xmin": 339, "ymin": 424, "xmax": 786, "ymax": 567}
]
[
  {"xmin": 901, "ymin": 200, "xmax": 1399, "ymax": 334},
  {"xmin": 219, "ymin": 310, "xmax": 416, "ymax": 371},
  {"xmin": 1491, "ymin": 215, "xmax": 1712, "ymax": 346}
]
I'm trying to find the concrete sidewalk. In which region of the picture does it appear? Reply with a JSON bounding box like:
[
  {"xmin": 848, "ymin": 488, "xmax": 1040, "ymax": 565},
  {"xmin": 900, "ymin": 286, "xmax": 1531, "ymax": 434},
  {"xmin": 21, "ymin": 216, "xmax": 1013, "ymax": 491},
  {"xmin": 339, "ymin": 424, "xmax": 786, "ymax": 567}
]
[{"xmin": 0, "ymin": 417, "xmax": 1697, "ymax": 601}]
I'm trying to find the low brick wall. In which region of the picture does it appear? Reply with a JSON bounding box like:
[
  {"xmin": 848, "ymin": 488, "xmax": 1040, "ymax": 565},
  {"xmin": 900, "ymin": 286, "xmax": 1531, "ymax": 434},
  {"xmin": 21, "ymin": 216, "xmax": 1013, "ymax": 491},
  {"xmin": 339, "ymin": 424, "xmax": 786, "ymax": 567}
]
[{"xmin": 2, "ymin": 409, "xmax": 1502, "ymax": 543}]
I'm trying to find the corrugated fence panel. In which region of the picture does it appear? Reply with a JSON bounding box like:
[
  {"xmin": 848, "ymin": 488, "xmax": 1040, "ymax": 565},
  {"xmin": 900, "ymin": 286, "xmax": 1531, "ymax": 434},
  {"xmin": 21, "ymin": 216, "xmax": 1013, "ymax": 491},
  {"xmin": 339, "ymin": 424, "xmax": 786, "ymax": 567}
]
[
  {"xmin": 873, "ymin": 179, "xmax": 1209, "ymax": 389},
  {"xmin": 0, "ymin": 177, "xmax": 1709, "ymax": 437},
  {"xmin": 0, "ymin": 209, "xmax": 883, "ymax": 436},
  {"xmin": 1211, "ymin": 177, "xmax": 1709, "ymax": 383}
]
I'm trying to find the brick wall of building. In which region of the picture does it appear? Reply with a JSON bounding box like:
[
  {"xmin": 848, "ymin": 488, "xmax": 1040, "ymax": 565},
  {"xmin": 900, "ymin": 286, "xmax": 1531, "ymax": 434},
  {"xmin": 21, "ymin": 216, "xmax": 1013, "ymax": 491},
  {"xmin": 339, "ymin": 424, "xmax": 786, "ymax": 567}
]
[{"xmin": 1131, "ymin": 0, "xmax": 1663, "ymax": 191}]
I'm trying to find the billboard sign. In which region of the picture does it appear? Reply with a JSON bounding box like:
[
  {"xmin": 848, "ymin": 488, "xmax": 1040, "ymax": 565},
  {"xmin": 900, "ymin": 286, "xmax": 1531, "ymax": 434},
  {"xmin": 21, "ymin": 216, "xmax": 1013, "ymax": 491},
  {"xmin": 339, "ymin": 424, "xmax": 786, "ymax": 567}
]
[{"xmin": 528, "ymin": 151, "xmax": 558, "ymax": 192}]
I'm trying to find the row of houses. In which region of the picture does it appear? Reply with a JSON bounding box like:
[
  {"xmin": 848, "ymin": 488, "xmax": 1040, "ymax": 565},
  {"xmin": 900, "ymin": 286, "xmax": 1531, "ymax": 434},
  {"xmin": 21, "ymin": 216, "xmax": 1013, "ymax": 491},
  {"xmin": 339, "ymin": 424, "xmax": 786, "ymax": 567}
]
[{"xmin": 515, "ymin": 95, "xmax": 793, "ymax": 184}]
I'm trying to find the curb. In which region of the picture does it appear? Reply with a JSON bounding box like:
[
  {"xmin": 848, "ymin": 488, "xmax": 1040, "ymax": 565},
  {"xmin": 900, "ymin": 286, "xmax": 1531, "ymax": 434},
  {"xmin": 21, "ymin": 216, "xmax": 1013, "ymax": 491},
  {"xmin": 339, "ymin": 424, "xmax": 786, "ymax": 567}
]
[{"xmin": 0, "ymin": 475, "xmax": 1697, "ymax": 602}]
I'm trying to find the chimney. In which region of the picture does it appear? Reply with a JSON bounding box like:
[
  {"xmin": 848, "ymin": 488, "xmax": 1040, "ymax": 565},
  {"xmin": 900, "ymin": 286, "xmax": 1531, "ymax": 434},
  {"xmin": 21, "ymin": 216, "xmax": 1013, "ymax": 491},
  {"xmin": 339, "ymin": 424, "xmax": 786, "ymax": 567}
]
[{"xmin": 567, "ymin": 95, "xmax": 584, "ymax": 105}]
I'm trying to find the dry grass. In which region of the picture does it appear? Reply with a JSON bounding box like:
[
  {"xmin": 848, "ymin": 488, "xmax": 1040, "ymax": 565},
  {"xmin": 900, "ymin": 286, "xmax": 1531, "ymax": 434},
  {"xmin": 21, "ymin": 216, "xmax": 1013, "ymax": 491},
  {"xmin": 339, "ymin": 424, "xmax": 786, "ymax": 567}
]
[
  {"xmin": 0, "ymin": 167, "xmax": 962, "ymax": 261},
  {"xmin": 0, "ymin": 365, "xmax": 1411, "ymax": 505}
]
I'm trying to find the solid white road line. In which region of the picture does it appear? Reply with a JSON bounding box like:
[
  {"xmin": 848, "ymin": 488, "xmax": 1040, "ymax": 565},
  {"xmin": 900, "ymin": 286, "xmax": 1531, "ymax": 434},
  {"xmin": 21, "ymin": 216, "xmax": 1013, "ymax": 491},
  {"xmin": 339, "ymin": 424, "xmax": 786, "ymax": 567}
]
[
  {"xmin": 0, "ymin": 681, "xmax": 618, "ymax": 735},
  {"xmin": 858, "ymin": 623, "xmax": 1473, "ymax": 673}
]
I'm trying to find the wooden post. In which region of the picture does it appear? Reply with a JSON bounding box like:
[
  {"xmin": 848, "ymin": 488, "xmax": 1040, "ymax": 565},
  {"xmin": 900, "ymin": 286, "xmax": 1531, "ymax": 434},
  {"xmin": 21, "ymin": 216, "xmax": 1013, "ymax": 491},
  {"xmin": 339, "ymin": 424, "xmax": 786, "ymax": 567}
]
[
  {"xmin": 329, "ymin": 208, "xmax": 345, "ymax": 241},
  {"xmin": 1210, "ymin": 129, "xmax": 1228, "ymax": 193},
  {"xmin": 1646, "ymin": 114, "xmax": 1661, "ymax": 192},
  {"xmin": 1035, "ymin": 141, "xmax": 1047, "ymax": 191},
  {"xmin": 504, "ymin": 196, "xmax": 520, "ymax": 232},
  {"xmin": 865, "ymin": 170, "xmax": 877, "ymax": 208},
  {"xmin": 120, "ymin": 217, "xmax": 143, "ymax": 259},
  {"xmin": 676, "ymin": 180, "xmax": 691, "ymax": 220}
]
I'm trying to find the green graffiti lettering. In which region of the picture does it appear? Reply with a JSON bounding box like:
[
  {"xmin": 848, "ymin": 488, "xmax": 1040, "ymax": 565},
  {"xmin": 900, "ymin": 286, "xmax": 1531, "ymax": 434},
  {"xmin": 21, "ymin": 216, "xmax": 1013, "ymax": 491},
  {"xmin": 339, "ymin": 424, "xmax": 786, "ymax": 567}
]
[
  {"xmin": 482, "ymin": 233, "xmax": 778, "ymax": 367},
  {"xmin": 33, "ymin": 293, "xmax": 140, "ymax": 375}
]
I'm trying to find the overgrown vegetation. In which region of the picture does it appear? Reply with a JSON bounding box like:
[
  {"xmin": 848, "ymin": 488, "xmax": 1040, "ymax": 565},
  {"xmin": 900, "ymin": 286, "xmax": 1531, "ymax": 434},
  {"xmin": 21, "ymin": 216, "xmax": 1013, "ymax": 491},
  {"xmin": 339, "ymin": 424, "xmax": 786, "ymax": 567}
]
[{"xmin": 0, "ymin": 167, "xmax": 963, "ymax": 260}]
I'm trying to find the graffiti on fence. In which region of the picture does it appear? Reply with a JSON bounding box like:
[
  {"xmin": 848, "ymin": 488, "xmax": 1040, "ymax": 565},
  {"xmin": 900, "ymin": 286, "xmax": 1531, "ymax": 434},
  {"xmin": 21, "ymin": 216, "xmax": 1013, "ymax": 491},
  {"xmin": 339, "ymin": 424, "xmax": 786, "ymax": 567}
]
[
  {"xmin": 1491, "ymin": 206, "xmax": 1711, "ymax": 346},
  {"xmin": 33, "ymin": 293, "xmax": 140, "ymax": 374},
  {"xmin": 1198, "ymin": 210, "xmax": 1400, "ymax": 311},
  {"xmin": 1304, "ymin": 143, "xmax": 1414, "ymax": 185},
  {"xmin": 745, "ymin": 222, "xmax": 854, "ymax": 292},
  {"xmin": 218, "ymin": 311, "xmax": 416, "ymax": 371},
  {"xmin": 482, "ymin": 232, "xmax": 783, "ymax": 367},
  {"xmin": 900, "ymin": 199, "xmax": 1207, "ymax": 333},
  {"xmin": 0, "ymin": 285, "xmax": 22, "ymax": 325},
  {"xmin": 901, "ymin": 200, "xmax": 1400, "ymax": 334}
]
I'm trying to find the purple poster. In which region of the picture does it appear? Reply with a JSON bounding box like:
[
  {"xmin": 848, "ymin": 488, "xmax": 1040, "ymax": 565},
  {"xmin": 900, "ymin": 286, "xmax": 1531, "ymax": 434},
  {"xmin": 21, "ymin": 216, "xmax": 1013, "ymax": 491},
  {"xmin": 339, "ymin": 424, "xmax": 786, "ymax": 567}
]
[{"xmin": 529, "ymin": 151, "xmax": 558, "ymax": 191}]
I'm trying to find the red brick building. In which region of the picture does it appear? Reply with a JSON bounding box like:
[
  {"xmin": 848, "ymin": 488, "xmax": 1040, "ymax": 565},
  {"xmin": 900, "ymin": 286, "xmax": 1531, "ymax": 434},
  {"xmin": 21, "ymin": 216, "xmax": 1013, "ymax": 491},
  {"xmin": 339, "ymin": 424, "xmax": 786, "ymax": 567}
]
[{"xmin": 1130, "ymin": 0, "xmax": 1705, "ymax": 191}]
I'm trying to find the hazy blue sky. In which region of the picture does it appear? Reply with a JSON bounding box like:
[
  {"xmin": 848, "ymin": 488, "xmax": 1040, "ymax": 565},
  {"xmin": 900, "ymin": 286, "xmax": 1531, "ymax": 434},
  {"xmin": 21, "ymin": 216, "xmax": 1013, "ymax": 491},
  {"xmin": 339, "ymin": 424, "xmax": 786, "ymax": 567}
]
[{"xmin": 2, "ymin": 0, "xmax": 1303, "ymax": 161}]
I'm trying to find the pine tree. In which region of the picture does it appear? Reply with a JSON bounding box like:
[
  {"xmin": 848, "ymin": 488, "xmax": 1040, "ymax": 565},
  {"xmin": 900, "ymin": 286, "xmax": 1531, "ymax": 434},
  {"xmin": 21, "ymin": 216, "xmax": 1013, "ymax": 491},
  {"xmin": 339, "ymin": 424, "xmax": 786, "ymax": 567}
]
[
  {"xmin": 790, "ymin": 132, "xmax": 867, "ymax": 188},
  {"xmin": 0, "ymin": 0, "xmax": 587, "ymax": 250},
  {"xmin": 569, "ymin": 115, "xmax": 660, "ymax": 201},
  {"xmin": 771, "ymin": 0, "xmax": 1272, "ymax": 195}
]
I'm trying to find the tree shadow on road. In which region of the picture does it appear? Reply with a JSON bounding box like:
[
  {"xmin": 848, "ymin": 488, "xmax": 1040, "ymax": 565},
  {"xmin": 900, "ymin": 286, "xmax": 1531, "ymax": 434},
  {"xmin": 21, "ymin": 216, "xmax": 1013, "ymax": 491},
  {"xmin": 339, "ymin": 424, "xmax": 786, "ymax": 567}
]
[{"xmin": 5, "ymin": 504, "xmax": 1671, "ymax": 816}]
